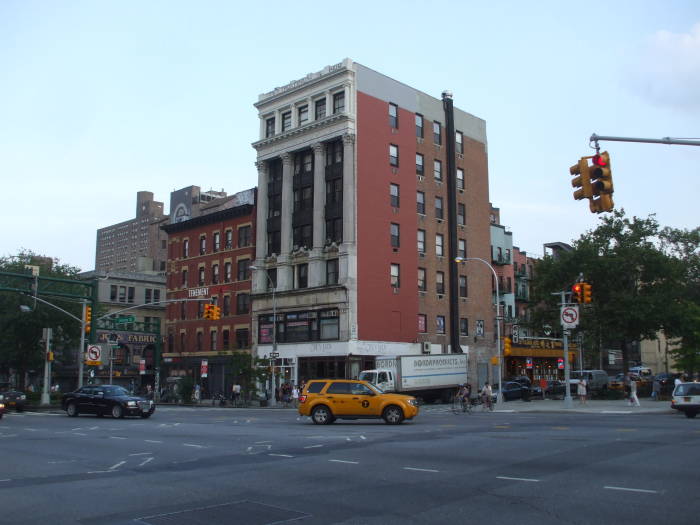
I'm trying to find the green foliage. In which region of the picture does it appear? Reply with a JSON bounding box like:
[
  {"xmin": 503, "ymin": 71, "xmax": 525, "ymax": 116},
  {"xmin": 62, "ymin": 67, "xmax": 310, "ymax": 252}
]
[
  {"xmin": 178, "ymin": 376, "xmax": 195, "ymax": 403},
  {"xmin": 0, "ymin": 251, "xmax": 86, "ymax": 387},
  {"xmin": 228, "ymin": 352, "xmax": 268, "ymax": 400},
  {"xmin": 529, "ymin": 210, "xmax": 690, "ymax": 371}
]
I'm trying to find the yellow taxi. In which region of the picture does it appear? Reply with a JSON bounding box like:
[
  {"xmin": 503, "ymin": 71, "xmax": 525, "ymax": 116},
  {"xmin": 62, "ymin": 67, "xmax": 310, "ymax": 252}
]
[{"xmin": 298, "ymin": 379, "xmax": 419, "ymax": 425}]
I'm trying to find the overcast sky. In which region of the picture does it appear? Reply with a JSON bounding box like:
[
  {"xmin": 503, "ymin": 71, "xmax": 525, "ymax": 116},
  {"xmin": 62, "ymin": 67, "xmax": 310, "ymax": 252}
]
[{"xmin": 2, "ymin": 0, "xmax": 698, "ymax": 271}]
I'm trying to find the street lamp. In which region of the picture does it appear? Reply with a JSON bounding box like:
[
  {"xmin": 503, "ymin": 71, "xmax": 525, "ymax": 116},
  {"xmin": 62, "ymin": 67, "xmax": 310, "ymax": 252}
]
[
  {"xmin": 455, "ymin": 256, "xmax": 503, "ymax": 407},
  {"xmin": 250, "ymin": 265, "xmax": 277, "ymax": 407}
]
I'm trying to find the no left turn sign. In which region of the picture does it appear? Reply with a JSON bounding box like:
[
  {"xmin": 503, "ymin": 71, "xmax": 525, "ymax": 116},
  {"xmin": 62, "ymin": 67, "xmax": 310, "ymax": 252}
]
[{"xmin": 86, "ymin": 344, "xmax": 102, "ymax": 365}]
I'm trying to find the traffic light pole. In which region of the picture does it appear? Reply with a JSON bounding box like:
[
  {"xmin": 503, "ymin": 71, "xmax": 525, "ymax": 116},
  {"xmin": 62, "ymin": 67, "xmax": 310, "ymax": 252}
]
[
  {"xmin": 553, "ymin": 290, "xmax": 574, "ymax": 409},
  {"xmin": 78, "ymin": 300, "xmax": 87, "ymax": 388},
  {"xmin": 590, "ymin": 134, "xmax": 700, "ymax": 147}
]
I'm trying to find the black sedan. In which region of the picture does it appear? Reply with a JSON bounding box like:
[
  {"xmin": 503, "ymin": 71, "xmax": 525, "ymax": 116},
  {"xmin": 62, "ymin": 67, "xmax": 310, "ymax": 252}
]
[
  {"xmin": 61, "ymin": 385, "xmax": 155, "ymax": 419},
  {"xmin": 492, "ymin": 381, "xmax": 530, "ymax": 401},
  {"xmin": 0, "ymin": 385, "xmax": 26, "ymax": 412}
]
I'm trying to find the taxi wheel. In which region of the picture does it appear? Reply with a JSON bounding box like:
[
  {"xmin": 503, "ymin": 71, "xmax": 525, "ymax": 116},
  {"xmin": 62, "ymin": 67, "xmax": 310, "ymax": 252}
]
[
  {"xmin": 111, "ymin": 405, "xmax": 124, "ymax": 419},
  {"xmin": 66, "ymin": 403, "xmax": 79, "ymax": 417},
  {"xmin": 311, "ymin": 405, "xmax": 333, "ymax": 425},
  {"xmin": 685, "ymin": 410, "xmax": 697, "ymax": 418},
  {"xmin": 383, "ymin": 405, "xmax": 404, "ymax": 425}
]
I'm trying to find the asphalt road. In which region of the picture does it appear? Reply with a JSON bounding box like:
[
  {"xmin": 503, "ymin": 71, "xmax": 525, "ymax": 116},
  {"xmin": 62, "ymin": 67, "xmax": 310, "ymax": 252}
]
[{"xmin": 0, "ymin": 404, "xmax": 698, "ymax": 525}]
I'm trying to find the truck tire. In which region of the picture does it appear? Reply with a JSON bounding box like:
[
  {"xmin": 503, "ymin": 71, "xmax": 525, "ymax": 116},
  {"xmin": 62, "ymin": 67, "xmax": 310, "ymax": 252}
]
[{"xmin": 382, "ymin": 405, "xmax": 404, "ymax": 425}]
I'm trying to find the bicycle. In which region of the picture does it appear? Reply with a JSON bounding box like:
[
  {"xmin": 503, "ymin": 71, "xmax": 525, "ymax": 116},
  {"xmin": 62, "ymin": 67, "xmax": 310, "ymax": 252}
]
[
  {"xmin": 452, "ymin": 396, "xmax": 472, "ymax": 414},
  {"xmin": 470, "ymin": 395, "xmax": 494, "ymax": 412}
]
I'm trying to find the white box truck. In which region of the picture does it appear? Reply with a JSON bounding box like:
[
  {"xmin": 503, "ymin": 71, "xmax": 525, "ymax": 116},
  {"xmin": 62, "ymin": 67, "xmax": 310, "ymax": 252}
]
[{"xmin": 358, "ymin": 354, "xmax": 468, "ymax": 403}]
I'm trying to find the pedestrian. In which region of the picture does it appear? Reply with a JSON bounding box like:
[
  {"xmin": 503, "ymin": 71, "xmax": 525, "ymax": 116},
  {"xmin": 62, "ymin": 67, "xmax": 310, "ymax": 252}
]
[
  {"xmin": 481, "ymin": 382, "xmax": 493, "ymax": 411},
  {"xmin": 232, "ymin": 382, "xmax": 241, "ymax": 407},
  {"xmin": 292, "ymin": 384, "xmax": 299, "ymax": 408},
  {"xmin": 674, "ymin": 375, "xmax": 684, "ymax": 389},
  {"xmin": 652, "ymin": 378, "xmax": 661, "ymax": 401},
  {"xmin": 577, "ymin": 378, "xmax": 587, "ymax": 405},
  {"xmin": 193, "ymin": 384, "xmax": 201, "ymax": 404},
  {"xmin": 539, "ymin": 377, "xmax": 548, "ymax": 400},
  {"xmin": 628, "ymin": 376, "xmax": 640, "ymax": 407}
]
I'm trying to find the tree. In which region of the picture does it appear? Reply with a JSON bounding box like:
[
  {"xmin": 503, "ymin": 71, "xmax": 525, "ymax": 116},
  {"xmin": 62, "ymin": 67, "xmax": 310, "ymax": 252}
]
[
  {"xmin": 529, "ymin": 210, "xmax": 685, "ymax": 372},
  {"xmin": 227, "ymin": 352, "xmax": 269, "ymax": 400},
  {"xmin": 0, "ymin": 251, "xmax": 84, "ymax": 388}
]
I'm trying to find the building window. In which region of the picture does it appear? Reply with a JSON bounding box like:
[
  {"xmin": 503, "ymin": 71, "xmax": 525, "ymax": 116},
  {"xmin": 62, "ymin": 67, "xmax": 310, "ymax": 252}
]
[
  {"xmin": 457, "ymin": 168, "xmax": 464, "ymax": 190},
  {"xmin": 326, "ymin": 259, "xmax": 339, "ymax": 285},
  {"xmin": 199, "ymin": 267, "xmax": 205, "ymax": 285},
  {"xmin": 435, "ymin": 196, "xmax": 444, "ymax": 219},
  {"xmin": 198, "ymin": 301, "xmax": 205, "ymax": 319},
  {"xmin": 417, "ymin": 191, "xmax": 425, "ymax": 214},
  {"xmin": 210, "ymin": 330, "xmax": 218, "ymax": 352},
  {"xmin": 326, "ymin": 218, "xmax": 342, "ymax": 244},
  {"xmin": 236, "ymin": 293, "xmax": 250, "ymax": 314},
  {"xmin": 436, "ymin": 234, "xmax": 444, "ymax": 256},
  {"xmin": 417, "ymin": 229, "xmax": 426, "ymax": 253},
  {"xmin": 418, "ymin": 267, "xmax": 426, "ymax": 291},
  {"xmin": 213, "ymin": 232, "xmax": 220, "ymax": 252},
  {"xmin": 182, "ymin": 269, "xmax": 188, "ymax": 287},
  {"xmin": 456, "ymin": 131, "xmax": 463, "ymax": 154},
  {"xmin": 460, "ymin": 318, "xmax": 469, "ymax": 336},
  {"xmin": 267, "ymin": 268, "xmax": 277, "ymax": 290},
  {"xmin": 389, "ymin": 144, "xmax": 399, "ymax": 167},
  {"xmin": 223, "ymin": 295, "xmax": 231, "ymax": 316},
  {"xmin": 458, "ymin": 239, "xmax": 466, "ymax": 259},
  {"xmin": 418, "ymin": 313, "xmax": 427, "ymax": 333},
  {"xmin": 224, "ymin": 262, "xmax": 231, "ymax": 283},
  {"xmin": 298, "ymin": 105, "xmax": 308, "ymax": 125},
  {"xmin": 415, "ymin": 114, "xmax": 424, "ymax": 138},
  {"xmin": 212, "ymin": 264, "xmax": 219, "ymax": 284},
  {"xmin": 292, "ymin": 224, "xmax": 313, "ymax": 250},
  {"xmin": 389, "ymin": 102, "xmax": 398, "ymax": 128},
  {"xmin": 315, "ymin": 98, "xmax": 326, "ymax": 119},
  {"xmin": 436, "ymin": 315, "xmax": 445, "ymax": 334},
  {"xmin": 434, "ymin": 159, "xmax": 442, "ymax": 181},
  {"xmin": 433, "ymin": 121, "xmax": 442, "ymax": 145},
  {"xmin": 506, "ymin": 249, "xmax": 511, "ymax": 263},
  {"xmin": 110, "ymin": 285, "xmax": 117, "ymax": 301},
  {"xmin": 237, "ymin": 259, "xmax": 250, "ymax": 281},
  {"xmin": 459, "ymin": 275, "xmax": 468, "ymax": 297},
  {"xmin": 390, "ymin": 263, "xmax": 400, "ymax": 288},
  {"xmin": 436, "ymin": 271, "xmax": 445, "ymax": 294},
  {"xmin": 319, "ymin": 310, "xmax": 339, "ymax": 340},
  {"xmin": 390, "ymin": 183, "xmax": 400, "ymax": 207},
  {"xmin": 180, "ymin": 302, "xmax": 186, "ymax": 320},
  {"xmin": 390, "ymin": 223, "xmax": 400, "ymax": 248},
  {"xmin": 199, "ymin": 235, "xmax": 206, "ymax": 255},
  {"xmin": 225, "ymin": 229, "xmax": 233, "ymax": 249},
  {"xmin": 183, "ymin": 239, "xmax": 189, "ymax": 258},
  {"xmin": 416, "ymin": 153, "xmax": 424, "ymax": 175},
  {"xmin": 222, "ymin": 329, "xmax": 230, "ymax": 350},
  {"xmin": 457, "ymin": 203, "xmax": 465, "ymax": 225},
  {"xmin": 238, "ymin": 225, "xmax": 251, "ymax": 247},
  {"xmin": 267, "ymin": 231, "xmax": 281, "ymax": 257},
  {"xmin": 236, "ymin": 328, "xmax": 249, "ymax": 349},
  {"xmin": 333, "ymin": 92, "xmax": 344, "ymax": 114},
  {"xmin": 281, "ymin": 111, "xmax": 292, "ymax": 131},
  {"xmin": 297, "ymin": 263, "xmax": 308, "ymax": 288},
  {"xmin": 145, "ymin": 289, "xmax": 152, "ymax": 304},
  {"xmin": 265, "ymin": 117, "xmax": 275, "ymax": 138},
  {"xmin": 196, "ymin": 332, "xmax": 203, "ymax": 352},
  {"xmin": 127, "ymin": 287, "xmax": 135, "ymax": 303}
]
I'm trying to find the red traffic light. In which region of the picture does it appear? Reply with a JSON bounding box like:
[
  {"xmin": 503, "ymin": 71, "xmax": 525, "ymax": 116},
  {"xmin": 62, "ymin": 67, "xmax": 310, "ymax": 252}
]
[
  {"xmin": 592, "ymin": 154, "xmax": 607, "ymax": 167},
  {"xmin": 572, "ymin": 283, "xmax": 582, "ymax": 293}
]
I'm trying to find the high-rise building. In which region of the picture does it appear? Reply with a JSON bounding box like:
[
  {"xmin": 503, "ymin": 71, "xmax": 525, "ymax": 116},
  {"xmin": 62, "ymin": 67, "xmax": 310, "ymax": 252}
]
[{"xmin": 251, "ymin": 59, "xmax": 495, "ymax": 387}]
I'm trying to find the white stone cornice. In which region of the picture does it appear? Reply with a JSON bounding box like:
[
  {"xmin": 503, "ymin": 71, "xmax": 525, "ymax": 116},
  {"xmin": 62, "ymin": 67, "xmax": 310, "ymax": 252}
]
[
  {"xmin": 252, "ymin": 114, "xmax": 351, "ymax": 150},
  {"xmin": 342, "ymin": 133, "xmax": 356, "ymax": 145}
]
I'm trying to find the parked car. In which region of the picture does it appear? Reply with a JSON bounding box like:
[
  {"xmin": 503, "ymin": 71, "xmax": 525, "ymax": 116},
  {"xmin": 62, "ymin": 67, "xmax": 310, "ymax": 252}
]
[
  {"xmin": 671, "ymin": 382, "xmax": 700, "ymax": 418},
  {"xmin": 61, "ymin": 385, "xmax": 155, "ymax": 419},
  {"xmin": 0, "ymin": 399, "xmax": 5, "ymax": 419},
  {"xmin": 298, "ymin": 379, "xmax": 419, "ymax": 425},
  {"xmin": 0, "ymin": 385, "xmax": 26, "ymax": 412},
  {"xmin": 492, "ymin": 381, "xmax": 530, "ymax": 401}
]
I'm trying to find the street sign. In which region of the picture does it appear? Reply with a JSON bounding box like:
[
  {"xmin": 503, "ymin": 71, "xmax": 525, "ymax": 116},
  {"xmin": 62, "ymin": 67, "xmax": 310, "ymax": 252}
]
[
  {"xmin": 512, "ymin": 325, "xmax": 519, "ymax": 344},
  {"xmin": 269, "ymin": 352, "xmax": 280, "ymax": 358},
  {"xmin": 85, "ymin": 344, "xmax": 102, "ymax": 366},
  {"xmin": 200, "ymin": 359, "xmax": 208, "ymax": 378},
  {"xmin": 139, "ymin": 359, "xmax": 146, "ymax": 375},
  {"xmin": 560, "ymin": 305, "xmax": 580, "ymax": 329},
  {"xmin": 116, "ymin": 316, "xmax": 135, "ymax": 324}
]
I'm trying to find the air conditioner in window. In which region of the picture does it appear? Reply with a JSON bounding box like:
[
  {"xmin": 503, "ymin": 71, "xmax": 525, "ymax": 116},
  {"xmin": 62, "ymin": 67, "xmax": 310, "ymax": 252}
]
[
  {"xmin": 419, "ymin": 252, "xmax": 425, "ymax": 257},
  {"xmin": 417, "ymin": 175, "xmax": 424, "ymax": 182},
  {"xmin": 421, "ymin": 341, "xmax": 431, "ymax": 354}
]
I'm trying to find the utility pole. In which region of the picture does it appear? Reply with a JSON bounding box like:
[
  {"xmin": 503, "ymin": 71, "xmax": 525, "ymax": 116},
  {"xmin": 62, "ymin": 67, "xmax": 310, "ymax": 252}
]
[{"xmin": 41, "ymin": 328, "xmax": 53, "ymax": 406}]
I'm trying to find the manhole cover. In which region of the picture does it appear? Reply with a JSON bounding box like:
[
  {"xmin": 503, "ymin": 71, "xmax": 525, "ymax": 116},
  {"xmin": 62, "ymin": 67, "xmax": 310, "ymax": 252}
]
[{"xmin": 135, "ymin": 500, "xmax": 309, "ymax": 525}]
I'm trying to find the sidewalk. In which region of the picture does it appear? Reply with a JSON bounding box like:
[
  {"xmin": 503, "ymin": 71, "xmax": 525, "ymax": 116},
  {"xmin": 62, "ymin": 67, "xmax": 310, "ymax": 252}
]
[{"xmin": 488, "ymin": 398, "xmax": 674, "ymax": 415}]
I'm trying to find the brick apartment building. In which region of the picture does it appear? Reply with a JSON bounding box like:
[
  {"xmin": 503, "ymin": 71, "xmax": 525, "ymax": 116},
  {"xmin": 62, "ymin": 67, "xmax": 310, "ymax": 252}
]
[
  {"xmin": 251, "ymin": 59, "xmax": 496, "ymax": 387},
  {"xmin": 161, "ymin": 190, "xmax": 256, "ymax": 396}
]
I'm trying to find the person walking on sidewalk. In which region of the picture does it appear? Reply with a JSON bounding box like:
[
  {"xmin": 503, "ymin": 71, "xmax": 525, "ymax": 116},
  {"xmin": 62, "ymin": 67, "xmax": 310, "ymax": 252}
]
[
  {"xmin": 481, "ymin": 382, "xmax": 493, "ymax": 411},
  {"xmin": 577, "ymin": 378, "xmax": 587, "ymax": 405},
  {"xmin": 628, "ymin": 375, "xmax": 640, "ymax": 407},
  {"xmin": 652, "ymin": 378, "xmax": 661, "ymax": 401}
]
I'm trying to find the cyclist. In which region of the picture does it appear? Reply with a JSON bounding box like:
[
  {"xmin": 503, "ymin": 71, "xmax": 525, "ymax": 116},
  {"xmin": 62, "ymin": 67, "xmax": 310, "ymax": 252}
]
[{"xmin": 456, "ymin": 383, "xmax": 471, "ymax": 409}]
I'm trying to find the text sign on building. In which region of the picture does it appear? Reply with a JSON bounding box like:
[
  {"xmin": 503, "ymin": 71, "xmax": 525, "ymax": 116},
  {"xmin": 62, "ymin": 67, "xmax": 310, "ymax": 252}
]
[
  {"xmin": 201, "ymin": 359, "xmax": 208, "ymax": 378},
  {"xmin": 525, "ymin": 357, "xmax": 533, "ymax": 369},
  {"xmin": 139, "ymin": 359, "xmax": 146, "ymax": 375},
  {"xmin": 189, "ymin": 287, "xmax": 209, "ymax": 298}
]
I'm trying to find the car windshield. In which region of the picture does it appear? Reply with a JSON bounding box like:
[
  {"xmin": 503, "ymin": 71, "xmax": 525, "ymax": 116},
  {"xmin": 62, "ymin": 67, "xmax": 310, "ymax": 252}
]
[
  {"xmin": 102, "ymin": 386, "xmax": 129, "ymax": 396},
  {"xmin": 358, "ymin": 372, "xmax": 376, "ymax": 384},
  {"xmin": 366, "ymin": 382, "xmax": 384, "ymax": 394},
  {"xmin": 675, "ymin": 384, "xmax": 700, "ymax": 396}
]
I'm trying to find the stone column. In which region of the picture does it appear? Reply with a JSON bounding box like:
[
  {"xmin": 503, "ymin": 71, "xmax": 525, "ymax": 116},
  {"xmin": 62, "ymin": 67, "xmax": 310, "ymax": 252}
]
[
  {"xmin": 342, "ymin": 133, "xmax": 355, "ymax": 245},
  {"xmin": 309, "ymin": 142, "xmax": 326, "ymax": 287},
  {"xmin": 277, "ymin": 152, "xmax": 294, "ymax": 290},
  {"xmin": 253, "ymin": 161, "xmax": 268, "ymax": 294}
]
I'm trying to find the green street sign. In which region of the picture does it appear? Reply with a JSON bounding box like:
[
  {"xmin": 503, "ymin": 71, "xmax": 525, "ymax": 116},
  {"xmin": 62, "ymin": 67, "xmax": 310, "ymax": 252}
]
[{"xmin": 116, "ymin": 315, "xmax": 135, "ymax": 324}]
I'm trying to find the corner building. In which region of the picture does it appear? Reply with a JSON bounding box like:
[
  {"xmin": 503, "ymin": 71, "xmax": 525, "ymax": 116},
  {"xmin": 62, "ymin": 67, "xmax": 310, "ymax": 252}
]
[{"xmin": 252, "ymin": 59, "xmax": 495, "ymax": 386}]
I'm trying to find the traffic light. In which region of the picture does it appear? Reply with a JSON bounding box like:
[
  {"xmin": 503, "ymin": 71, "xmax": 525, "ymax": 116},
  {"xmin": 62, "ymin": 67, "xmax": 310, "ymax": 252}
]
[
  {"xmin": 589, "ymin": 151, "xmax": 614, "ymax": 213},
  {"xmin": 210, "ymin": 305, "xmax": 221, "ymax": 320},
  {"xmin": 47, "ymin": 351, "xmax": 54, "ymax": 362},
  {"xmin": 203, "ymin": 304, "xmax": 212, "ymax": 319},
  {"xmin": 572, "ymin": 283, "xmax": 583, "ymax": 303},
  {"xmin": 503, "ymin": 337, "xmax": 512, "ymax": 356},
  {"xmin": 570, "ymin": 158, "xmax": 592, "ymax": 201},
  {"xmin": 85, "ymin": 306, "xmax": 92, "ymax": 334},
  {"xmin": 582, "ymin": 282, "xmax": 592, "ymax": 304}
]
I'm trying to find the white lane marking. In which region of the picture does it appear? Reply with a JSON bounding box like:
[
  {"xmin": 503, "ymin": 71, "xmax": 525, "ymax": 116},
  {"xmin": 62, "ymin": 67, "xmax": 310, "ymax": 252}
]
[
  {"xmin": 145, "ymin": 440, "xmax": 162, "ymax": 444},
  {"xmin": 604, "ymin": 486, "xmax": 658, "ymax": 494},
  {"xmin": 360, "ymin": 435, "xmax": 366, "ymax": 440},
  {"xmin": 304, "ymin": 444, "xmax": 323, "ymax": 449},
  {"xmin": 602, "ymin": 411, "xmax": 633, "ymax": 414},
  {"xmin": 71, "ymin": 427, "xmax": 84, "ymax": 431},
  {"xmin": 0, "ymin": 434, "xmax": 18, "ymax": 438},
  {"xmin": 23, "ymin": 428, "xmax": 38, "ymax": 432},
  {"xmin": 404, "ymin": 467, "xmax": 439, "ymax": 473},
  {"xmin": 246, "ymin": 446, "xmax": 253, "ymax": 452},
  {"xmin": 87, "ymin": 470, "xmax": 114, "ymax": 474},
  {"xmin": 329, "ymin": 459, "xmax": 358, "ymax": 464},
  {"xmin": 255, "ymin": 440, "xmax": 272, "ymax": 444},
  {"xmin": 268, "ymin": 454, "xmax": 294, "ymax": 458},
  {"xmin": 73, "ymin": 433, "xmax": 87, "ymax": 436},
  {"xmin": 0, "ymin": 479, "xmax": 11, "ymax": 482},
  {"xmin": 48, "ymin": 460, "xmax": 77, "ymax": 464},
  {"xmin": 129, "ymin": 452, "xmax": 152, "ymax": 456},
  {"xmin": 109, "ymin": 436, "xmax": 127, "ymax": 440},
  {"xmin": 183, "ymin": 443, "xmax": 205, "ymax": 448},
  {"xmin": 497, "ymin": 476, "xmax": 540, "ymax": 482},
  {"xmin": 89, "ymin": 426, "xmax": 99, "ymax": 430},
  {"xmin": 346, "ymin": 437, "xmax": 351, "ymax": 441},
  {"xmin": 138, "ymin": 457, "xmax": 154, "ymax": 467},
  {"xmin": 109, "ymin": 461, "xmax": 126, "ymax": 470}
]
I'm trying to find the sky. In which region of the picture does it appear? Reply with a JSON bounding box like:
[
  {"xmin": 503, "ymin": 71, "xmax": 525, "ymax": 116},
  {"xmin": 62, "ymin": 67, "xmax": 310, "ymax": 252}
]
[{"xmin": 1, "ymin": 0, "xmax": 699, "ymax": 271}]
